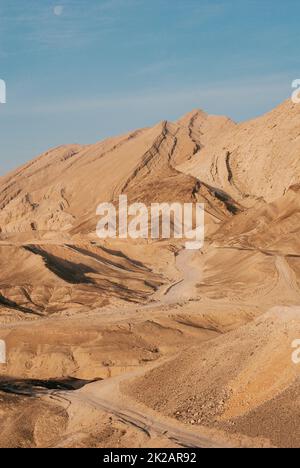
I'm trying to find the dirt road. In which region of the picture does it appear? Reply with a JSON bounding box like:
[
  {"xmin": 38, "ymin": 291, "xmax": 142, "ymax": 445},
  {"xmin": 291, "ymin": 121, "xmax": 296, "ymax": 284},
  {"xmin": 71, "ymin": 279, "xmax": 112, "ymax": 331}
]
[
  {"xmin": 51, "ymin": 249, "xmax": 230, "ymax": 448},
  {"xmin": 57, "ymin": 358, "xmax": 232, "ymax": 448}
]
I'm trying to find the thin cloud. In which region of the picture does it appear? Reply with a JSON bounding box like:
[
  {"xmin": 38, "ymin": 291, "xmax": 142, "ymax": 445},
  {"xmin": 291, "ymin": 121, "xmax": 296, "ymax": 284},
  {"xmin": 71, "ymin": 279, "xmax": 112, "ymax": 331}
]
[
  {"xmin": 0, "ymin": 0, "xmax": 139, "ymax": 53},
  {"xmin": 4, "ymin": 73, "xmax": 291, "ymax": 119}
]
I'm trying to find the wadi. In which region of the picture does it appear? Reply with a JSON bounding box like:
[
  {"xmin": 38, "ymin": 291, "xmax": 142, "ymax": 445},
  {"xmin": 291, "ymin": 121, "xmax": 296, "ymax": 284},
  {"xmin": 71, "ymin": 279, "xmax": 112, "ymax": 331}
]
[{"xmin": 0, "ymin": 99, "xmax": 299, "ymax": 448}]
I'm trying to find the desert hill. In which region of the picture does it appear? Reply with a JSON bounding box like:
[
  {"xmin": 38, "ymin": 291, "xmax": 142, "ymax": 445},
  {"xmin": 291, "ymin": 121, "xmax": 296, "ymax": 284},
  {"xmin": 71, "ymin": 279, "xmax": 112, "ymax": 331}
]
[
  {"xmin": 179, "ymin": 99, "xmax": 300, "ymax": 206},
  {"xmin": 125, "ymin": 307, "xmax": 300, "ymax": 448},
  {"xmin": 0, "ymin": 99, "xmax": 300, "ymax": 448},
  {"xmin": 1, "ymin": 99, "xmax": 300, "ymax": 317},
  {"xmin": 0, "ymin": 113, "xmax": 235, "ymax": 239}
]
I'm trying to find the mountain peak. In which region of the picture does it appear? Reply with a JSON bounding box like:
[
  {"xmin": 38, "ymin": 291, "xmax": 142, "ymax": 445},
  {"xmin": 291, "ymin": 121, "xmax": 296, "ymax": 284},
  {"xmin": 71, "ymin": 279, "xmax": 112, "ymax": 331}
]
[{"xmin": 177, "ymin": 108, "xmax": 207, "ymax": 126}]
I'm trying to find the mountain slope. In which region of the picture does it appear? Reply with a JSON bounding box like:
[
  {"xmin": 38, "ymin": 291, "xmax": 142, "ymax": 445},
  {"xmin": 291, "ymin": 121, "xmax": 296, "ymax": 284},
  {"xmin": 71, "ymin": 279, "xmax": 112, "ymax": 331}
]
[{"xmin": 179, "ymin": 100, "xmax": 300, "ymax": 206}]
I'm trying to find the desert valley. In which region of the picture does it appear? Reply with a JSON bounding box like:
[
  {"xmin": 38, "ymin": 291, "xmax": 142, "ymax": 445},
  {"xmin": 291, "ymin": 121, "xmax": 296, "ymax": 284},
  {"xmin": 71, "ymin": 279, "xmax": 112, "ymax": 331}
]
[{"xmin": 0, "ymin": 99, "xmax": 299, "ymax": 448}]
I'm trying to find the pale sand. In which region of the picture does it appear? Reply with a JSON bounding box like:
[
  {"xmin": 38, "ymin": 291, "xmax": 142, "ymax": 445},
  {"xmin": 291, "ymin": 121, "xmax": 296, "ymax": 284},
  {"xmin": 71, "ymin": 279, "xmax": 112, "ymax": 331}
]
[{"xmin": 0, "ymin": 100, "xmax": 299, "ymax": 447}]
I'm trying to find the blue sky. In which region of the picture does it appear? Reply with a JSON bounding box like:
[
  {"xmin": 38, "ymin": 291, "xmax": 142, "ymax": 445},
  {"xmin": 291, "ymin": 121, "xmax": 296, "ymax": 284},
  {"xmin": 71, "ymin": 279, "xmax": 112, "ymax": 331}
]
[{"xmin": 0, "ymin": 0, "xmax": 299, "ymax": 174}]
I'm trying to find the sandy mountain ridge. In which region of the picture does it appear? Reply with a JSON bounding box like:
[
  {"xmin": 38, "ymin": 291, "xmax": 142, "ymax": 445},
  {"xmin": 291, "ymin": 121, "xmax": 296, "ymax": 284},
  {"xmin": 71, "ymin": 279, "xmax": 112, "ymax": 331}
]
[
  {"xmin": 1, "ymin": 99, "xmax": 299, "ymax": 236},
  {"xmin": 0, "ymin": 99, "xmax": 300, "ymax": 317},
  {"xmin": 0, "ymin": 107, "xmax": 236, "ymax": 317},
  {"xmin": 180, "ymin": 99, "xmax": 300, "ymax": 205},
  {"xmin": 0, "ymin": 99, "xmax": 300, "ymax": 448},
  {"xmin": 0, "ymin": 112, "xmax": 235, "ymax": 237}
]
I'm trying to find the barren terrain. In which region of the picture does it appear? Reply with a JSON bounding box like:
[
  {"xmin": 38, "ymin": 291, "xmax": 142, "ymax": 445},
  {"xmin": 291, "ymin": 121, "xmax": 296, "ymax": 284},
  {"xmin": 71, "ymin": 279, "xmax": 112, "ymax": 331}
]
[{"xmin": 0, "ymin": 100, "xmax": 299, "ymax": 448}]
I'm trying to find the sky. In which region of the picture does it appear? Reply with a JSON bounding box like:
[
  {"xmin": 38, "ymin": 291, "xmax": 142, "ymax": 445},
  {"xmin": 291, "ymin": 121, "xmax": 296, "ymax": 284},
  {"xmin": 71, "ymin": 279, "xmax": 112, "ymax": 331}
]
[{"xmin": 0, "ymin": 0, "xmax": 299, "ymax": 174}]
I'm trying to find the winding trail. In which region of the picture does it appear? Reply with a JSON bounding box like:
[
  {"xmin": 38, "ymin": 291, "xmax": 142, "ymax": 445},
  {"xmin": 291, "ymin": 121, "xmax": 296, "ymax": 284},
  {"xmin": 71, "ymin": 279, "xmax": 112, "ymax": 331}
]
[
  {"xmin": 1, "ymin": 246, "xmax": 225, "ymax": 447},
  {"xmin": 51, "ymin": 248, "xmax": 227, "ymax": 448},
  {"xmin": 57, "ymin": 355, "xmax": 232, "ymax": 448},
  {"xmin": 159, "ymin": 249, "xmax": 204, "ymax": 304},
  {"xmin": 0, "ymin": 247, "xmax": 204, "ymax": 330}
]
